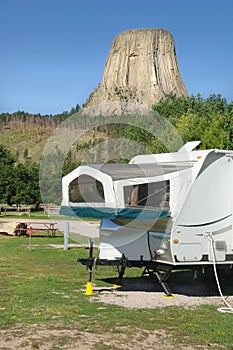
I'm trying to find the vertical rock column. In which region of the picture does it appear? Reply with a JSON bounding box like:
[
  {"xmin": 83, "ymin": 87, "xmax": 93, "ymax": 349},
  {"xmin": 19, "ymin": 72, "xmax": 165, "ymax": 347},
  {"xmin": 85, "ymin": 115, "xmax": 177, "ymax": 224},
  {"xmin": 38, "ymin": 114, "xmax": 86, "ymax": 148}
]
[{"xmin": 82, "ymin": 28, "xmax": 188, "ymax": 116}]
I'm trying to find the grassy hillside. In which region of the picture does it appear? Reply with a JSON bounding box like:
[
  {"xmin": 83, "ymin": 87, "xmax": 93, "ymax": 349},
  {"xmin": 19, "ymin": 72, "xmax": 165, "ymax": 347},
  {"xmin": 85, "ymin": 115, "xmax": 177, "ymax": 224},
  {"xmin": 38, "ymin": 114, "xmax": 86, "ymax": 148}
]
[
  {"xmin": 0, "ymin": 117, "xmax": 109, "ymax": 165},
  {"xmin": 2, "ymin": 93, "xmax": 232, "ymax": 167},
  {"xmin": 0, "ymin": 120, "xmax": 55, "ymax": 163}
]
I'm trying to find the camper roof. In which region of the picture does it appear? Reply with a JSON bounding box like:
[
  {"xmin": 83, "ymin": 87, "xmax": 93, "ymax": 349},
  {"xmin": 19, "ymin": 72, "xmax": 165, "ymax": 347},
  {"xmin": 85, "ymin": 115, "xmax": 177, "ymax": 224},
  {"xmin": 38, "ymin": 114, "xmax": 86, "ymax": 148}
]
[{"xmin": 85, "ymin": 163, "xmax": 193, "ymax": 181}]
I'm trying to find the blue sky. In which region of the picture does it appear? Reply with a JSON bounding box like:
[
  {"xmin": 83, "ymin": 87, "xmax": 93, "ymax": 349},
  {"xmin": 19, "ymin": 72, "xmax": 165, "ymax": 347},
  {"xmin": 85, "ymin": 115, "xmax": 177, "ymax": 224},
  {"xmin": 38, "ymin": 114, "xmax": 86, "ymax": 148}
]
[{"xmin": 1, "ymin": 0, "xmax": 233, "ymax": 114}]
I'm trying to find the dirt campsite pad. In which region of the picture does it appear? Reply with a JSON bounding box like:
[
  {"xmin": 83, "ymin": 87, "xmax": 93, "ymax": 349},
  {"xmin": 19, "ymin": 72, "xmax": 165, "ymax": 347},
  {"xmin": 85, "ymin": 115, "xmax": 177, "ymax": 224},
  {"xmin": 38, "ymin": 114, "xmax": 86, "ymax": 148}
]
[
  {"xmin": 90, "ymin": 270, "xmax": 233, "ymax": 310},
  {"xmin": 95, "ymin": 289, "xmax": 230, "ymax": 309}
]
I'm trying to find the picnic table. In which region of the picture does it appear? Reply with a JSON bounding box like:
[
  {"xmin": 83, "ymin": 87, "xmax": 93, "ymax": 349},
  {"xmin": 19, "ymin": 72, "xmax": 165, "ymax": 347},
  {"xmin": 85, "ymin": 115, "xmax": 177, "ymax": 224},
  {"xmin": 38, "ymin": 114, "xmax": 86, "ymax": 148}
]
[
  {"xmin": 1, "ymin": 205, "xmax": 31, "ymax": 217},
  {"xmin": 16, "ymin": 221, "xmax": 57, "ymax": 237}
]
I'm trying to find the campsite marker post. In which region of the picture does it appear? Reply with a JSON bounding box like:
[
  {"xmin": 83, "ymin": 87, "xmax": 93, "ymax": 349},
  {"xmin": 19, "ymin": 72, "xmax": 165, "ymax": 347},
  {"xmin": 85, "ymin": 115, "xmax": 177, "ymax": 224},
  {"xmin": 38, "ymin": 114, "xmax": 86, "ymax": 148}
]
[
  {"xmin": 64, "ymin": 222, "xmax": 69, "ymax": 250},
  {"xmin": 28, "ymin": 226, "xmax": 33, "ymax": 250}
]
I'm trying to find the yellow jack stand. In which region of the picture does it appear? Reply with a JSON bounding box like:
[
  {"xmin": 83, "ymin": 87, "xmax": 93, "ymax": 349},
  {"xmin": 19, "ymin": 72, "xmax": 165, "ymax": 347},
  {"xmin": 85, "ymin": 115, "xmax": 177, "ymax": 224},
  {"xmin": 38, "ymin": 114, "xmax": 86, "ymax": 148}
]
[
  {"xmin": 85, "ymin": 281, "xmax": 93, "ymax": 295},
  {"xmin": 85, "ymin": 240, "xmax": 94, "ymax": 295}
]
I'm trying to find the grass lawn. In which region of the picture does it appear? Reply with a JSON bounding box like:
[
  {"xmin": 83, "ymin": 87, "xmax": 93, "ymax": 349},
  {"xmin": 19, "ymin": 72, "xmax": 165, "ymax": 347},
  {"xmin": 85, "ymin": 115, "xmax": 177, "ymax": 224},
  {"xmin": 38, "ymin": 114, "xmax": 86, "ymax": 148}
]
[
  {"xmin": 0, "ymin": 234, "xmax": 233, "ymax": 349},
  {"xmin": 0, "ymin": 210, "xmax": 50, "ymax": 220}
]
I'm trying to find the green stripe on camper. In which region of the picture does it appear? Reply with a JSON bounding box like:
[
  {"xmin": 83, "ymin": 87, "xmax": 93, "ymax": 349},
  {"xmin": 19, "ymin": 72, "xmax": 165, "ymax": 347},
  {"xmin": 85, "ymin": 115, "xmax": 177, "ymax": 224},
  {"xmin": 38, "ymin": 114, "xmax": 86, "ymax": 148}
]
[{"xmin": 60, "ymin": 206, "xmax": 170, "ymax": 220}]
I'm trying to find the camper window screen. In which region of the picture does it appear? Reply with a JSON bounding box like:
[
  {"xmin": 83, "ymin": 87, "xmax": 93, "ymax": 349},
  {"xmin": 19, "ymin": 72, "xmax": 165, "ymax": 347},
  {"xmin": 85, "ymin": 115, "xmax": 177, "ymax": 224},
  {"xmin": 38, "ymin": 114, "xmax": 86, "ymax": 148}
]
[
  {"xmin": 69, "ymin": 175, "xmax": 105, "ymax": 203},
  {"xmin": 124, "ymin": 180, "xmax": 170, "ymax": 210}
]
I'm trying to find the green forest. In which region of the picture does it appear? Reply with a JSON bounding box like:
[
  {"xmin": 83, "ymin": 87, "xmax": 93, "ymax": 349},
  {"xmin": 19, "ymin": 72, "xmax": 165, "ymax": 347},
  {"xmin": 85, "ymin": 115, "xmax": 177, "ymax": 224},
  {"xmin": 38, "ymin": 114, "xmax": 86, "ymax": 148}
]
[
  {"xmin": 0, "ymin": 145, "xmax": 41, "ymax": 206},
  {"xmin": 0, "ymin": 93, "xmax": 232, "ymax": 206},
  {"xmin": 153, "ymin": 93, "xmax": 233, "ymax": 150}
]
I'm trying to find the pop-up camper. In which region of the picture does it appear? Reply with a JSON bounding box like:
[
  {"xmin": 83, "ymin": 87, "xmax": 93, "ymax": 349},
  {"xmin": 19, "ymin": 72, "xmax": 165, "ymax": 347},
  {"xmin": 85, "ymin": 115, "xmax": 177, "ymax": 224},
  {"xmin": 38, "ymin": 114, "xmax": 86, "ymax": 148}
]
[{"xmin": 61, "ymin": 141, "xmax": 233, "ymax": 295}]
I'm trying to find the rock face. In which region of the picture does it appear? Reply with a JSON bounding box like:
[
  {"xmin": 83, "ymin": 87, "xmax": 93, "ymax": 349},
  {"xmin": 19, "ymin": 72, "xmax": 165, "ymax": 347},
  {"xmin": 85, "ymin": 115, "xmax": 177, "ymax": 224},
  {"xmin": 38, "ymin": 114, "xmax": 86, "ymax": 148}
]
[{"xmin": 82, "ymin": 28, "xmax": 188, "ymax": 116}]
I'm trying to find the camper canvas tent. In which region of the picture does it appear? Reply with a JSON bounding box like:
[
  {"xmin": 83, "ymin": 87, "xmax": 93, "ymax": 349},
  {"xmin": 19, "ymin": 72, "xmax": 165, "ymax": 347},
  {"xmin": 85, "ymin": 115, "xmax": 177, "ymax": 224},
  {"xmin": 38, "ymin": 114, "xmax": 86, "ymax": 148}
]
[{"xmin": 61, "ymin": 141, "xmax": 233, "ymax": 294}]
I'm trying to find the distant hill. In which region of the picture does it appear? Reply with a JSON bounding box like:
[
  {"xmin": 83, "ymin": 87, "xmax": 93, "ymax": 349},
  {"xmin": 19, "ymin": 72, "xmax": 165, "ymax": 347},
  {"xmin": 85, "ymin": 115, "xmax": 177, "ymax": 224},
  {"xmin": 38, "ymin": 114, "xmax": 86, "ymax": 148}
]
[
  {"xmin": 0, "ymin": 109, "xmax": 80, "ymax": 164},
  {"xmin": 0, "ymin": 113, "xmax": 61, "ymax": 163},
  {"xmin": 0, "ymin": 110, "xmax": 109, "ymax": 165},
  {"xmin": 1, "ymin": 95, "xmax": 232, "ymax": 169}
]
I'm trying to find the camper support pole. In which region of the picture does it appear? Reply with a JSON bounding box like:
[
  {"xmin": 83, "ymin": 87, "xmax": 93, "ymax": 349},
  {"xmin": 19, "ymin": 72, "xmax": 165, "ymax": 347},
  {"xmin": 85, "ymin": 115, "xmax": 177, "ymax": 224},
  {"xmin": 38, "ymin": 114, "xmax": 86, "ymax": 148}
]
[
  {"xmin": 154, "ymin": 270, "xmax": 172, "ymax": 296},
  {"xmin": 115, "ymin": 254, "xmax": 127, "ymax": 285},
  {"xmin": 116, "ymin": 266, "xmax": 126, "ymax": 286}
]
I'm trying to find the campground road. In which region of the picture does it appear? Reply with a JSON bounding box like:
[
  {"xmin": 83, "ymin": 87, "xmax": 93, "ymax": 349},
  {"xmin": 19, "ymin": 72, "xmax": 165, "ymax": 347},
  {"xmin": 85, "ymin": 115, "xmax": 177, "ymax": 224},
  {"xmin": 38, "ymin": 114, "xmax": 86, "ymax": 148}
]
[{"xmin": 0, "ymin": 217, "xmax": 100, "ymax": 238}]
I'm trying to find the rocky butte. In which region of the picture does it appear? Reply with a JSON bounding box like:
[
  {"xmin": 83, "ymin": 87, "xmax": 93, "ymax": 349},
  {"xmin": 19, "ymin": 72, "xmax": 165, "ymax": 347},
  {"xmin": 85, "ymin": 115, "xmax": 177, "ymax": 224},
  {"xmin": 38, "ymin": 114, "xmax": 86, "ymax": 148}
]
[{"xmin": 82, "ymin": 28, "xmax": 188, "ymax": 116}]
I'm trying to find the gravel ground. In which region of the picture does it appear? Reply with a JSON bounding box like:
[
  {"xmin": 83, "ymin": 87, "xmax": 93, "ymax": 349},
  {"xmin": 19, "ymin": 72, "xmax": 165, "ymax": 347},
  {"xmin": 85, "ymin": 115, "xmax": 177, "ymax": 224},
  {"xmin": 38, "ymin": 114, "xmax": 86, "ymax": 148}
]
[
  {"xmin": 90, "ymin": 267, "xmax": 233, "ymax": 310},
  {"xmin": 94, "ymin": 289, "xmax": 230, "ymax": 309}
]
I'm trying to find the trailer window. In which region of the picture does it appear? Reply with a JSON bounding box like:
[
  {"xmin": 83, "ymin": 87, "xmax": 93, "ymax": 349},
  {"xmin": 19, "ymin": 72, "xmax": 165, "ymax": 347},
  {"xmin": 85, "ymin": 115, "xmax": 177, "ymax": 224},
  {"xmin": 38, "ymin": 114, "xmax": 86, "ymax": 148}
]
[
  {"xmin": 69, "ymin": 175, "xmax": 105, "ymax": 203},
  {"xmin": 124, "ymin": 180, "xmax": 170, "ymax": 210}
]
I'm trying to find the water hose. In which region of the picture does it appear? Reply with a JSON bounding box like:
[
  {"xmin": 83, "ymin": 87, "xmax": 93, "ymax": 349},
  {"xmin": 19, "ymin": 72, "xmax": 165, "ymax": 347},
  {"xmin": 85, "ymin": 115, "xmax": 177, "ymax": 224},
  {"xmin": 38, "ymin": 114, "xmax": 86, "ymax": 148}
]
[{"xmin": 209, "ymin": 234, "xmax": 233, "ymax": 314}]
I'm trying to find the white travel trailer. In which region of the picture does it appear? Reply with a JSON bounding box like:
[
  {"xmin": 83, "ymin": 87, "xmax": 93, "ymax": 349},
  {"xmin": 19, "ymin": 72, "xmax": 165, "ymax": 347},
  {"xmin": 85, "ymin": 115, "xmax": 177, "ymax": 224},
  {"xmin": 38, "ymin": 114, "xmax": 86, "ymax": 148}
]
[{"xmin": 61, "ymin": 141, "xmax": 233, "ymax": 294}]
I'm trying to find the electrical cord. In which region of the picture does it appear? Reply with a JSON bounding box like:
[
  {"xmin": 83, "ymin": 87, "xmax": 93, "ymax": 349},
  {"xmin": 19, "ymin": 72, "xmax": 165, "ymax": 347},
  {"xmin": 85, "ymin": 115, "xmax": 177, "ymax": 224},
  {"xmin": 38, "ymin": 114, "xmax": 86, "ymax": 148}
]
[{"xmin": 209, "ymin": 234, "xmax": 233, "ymax": 314}]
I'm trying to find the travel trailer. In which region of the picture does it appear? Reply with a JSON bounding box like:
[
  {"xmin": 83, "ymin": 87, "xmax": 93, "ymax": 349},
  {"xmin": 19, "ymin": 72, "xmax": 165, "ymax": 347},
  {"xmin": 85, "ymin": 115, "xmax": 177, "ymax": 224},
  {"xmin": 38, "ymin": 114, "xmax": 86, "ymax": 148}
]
[{"xmin": 60, "ymin": 141, "xmax": 233, "ymax": 295}]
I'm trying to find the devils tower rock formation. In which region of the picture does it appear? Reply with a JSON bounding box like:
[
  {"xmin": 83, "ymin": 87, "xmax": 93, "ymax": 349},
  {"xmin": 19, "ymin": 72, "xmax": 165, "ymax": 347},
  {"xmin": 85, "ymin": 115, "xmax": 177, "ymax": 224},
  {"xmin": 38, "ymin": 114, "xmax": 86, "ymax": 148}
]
[{"xmin": 82, "ymin": 28, "xmax": 188, "ymax": 116}]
